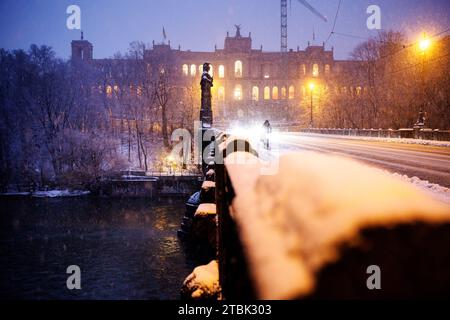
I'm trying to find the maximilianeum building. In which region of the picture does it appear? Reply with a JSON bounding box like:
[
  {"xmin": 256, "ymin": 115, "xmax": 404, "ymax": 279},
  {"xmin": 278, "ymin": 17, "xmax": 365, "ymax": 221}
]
[{"xmin": 72, "ymin": 26, "xmax": 362, "ymax": 123}]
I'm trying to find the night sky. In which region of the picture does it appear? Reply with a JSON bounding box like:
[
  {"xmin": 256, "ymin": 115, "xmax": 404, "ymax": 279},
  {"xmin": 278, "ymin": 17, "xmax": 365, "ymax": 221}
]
[{"xmin": 0, "ymin": 0, "xmax": 449, "ymax": 60}]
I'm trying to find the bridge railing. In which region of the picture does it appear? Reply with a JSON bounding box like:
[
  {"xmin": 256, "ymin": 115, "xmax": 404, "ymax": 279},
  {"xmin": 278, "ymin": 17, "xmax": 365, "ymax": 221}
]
[
  {"xmin": 283, "ymin": 127, "xmax": 450, "ymax": 141},
  {"xmin": 211, "ymin": 131, "xmax": 450, "ymax": 300}
]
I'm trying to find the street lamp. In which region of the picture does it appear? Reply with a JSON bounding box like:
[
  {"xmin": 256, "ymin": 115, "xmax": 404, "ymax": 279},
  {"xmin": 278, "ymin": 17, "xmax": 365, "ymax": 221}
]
[
  {"xmin": 418, "ymin": 33, "xmax": 431, "ymax": 126},
  {"xmin": 419, "ymin": 33, "xmax": 431, "ymax": 54},
  {"xmin": 419, "ymin": 38, "xmax": 431, "ymax": 52},
  {"xmin": 308, "ymin": 82, "xmax": 315, "ymax": 128}
]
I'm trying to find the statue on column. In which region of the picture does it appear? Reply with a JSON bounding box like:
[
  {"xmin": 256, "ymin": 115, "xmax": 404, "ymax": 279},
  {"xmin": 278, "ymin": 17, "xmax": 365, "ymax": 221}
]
[{"xmin": 200, "ymin": 62, "xmax": 213, "ymax": 128}]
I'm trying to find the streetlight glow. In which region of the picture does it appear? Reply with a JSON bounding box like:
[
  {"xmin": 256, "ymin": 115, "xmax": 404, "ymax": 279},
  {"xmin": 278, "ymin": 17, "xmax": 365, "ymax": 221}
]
[
  {"xmin": 419, "ymin": 33, "xmax": 431, "ymax": 53},
  {"xmin": 308, "ymin": 82, "xmax": 315, "ymax": 91},
  {"xmin": 419, "ymin": 38, "xmax": 431, "ymax": 52}
]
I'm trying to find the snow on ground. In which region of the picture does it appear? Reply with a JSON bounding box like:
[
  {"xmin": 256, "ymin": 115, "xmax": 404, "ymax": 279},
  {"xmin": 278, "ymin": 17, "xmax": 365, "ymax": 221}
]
[
  {"xmin": 31, "ymin": 190, "xmax": 90, "ymax": 198},
  {"xmin": 289, "ymin": 132, "xmax": 450, "ymax": 147},
  {"xmin": 0, "ymin": 192, "xmax": 32, "ymax": 196},
  {"xmin": 389, "ymin": 172, "xmax": 450, "ymax": 205},
  {"xmin": 1, "ymin": 190, "xmax": 90, "ymax": 197}
]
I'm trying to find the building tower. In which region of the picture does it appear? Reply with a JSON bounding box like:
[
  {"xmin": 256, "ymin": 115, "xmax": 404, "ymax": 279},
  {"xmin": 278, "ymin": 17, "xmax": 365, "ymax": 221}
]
[{"xmin": 71, "ymin": 31, "xmax": 93, "ymax": 61}]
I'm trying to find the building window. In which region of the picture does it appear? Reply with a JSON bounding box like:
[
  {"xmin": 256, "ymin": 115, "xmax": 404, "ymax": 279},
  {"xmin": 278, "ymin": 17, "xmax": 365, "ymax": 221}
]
[
  {"xmin": 252, "ymin": 86, "xmax": 259, "ymax": 101},
  {"xmin": 272, "ymin": 87, "xmax": 279, "ymax": 100},
  {"xmin": 182, "ymin": 64, "xmax": 188, "ymax": 76},
  {"xmin": 301, "ymin": 64, "xmax": 306, "ymax": 76},
  {"xmin": 288, "ymin": 85, "xmax": 295, "ymax": 99},
  {"xmin": 235, "ymin": 60, "xmax": 242, "ymax": 78},
  {"xmin": 209, "ymin": 65, "xmax": 213, "ymax": 77},
  {"xmin": 356, "ymin": 86, "xmax": 362, "ymax": 96},
  {"xmin": 264, "ymin": 86, "xmax": 270, "ymax": 100},
  {"xmin": 219, "ymin": 65, "xmax": 225, "ymax": 78},
  {"xmin": 312, "ymin": 64, "xmax": 319, "ymax": 77},
  {"xmin": 234, "ymin": 84, "xmax": 243, "ymax": 100},
  {"xmin": 190, "ymin": 64, "xmax": 196, "ymax": 76},
  {"xmin": 106, "ymin": 85, "xmax": 112, "ymax": 97},
  {"xmin": 325, "ymin": 64, "xmax": 331, "ymax": 75},
  {"xmin": 281, "ymin": 87, "xmax": 287, "ymax": 99},
  {"xmin": 218, "ymin": 86, "xmax": 225, "ymax": 101},
  {"xmin": 199, "ymin": 65, "xmax": 203, "ymax": 74}
]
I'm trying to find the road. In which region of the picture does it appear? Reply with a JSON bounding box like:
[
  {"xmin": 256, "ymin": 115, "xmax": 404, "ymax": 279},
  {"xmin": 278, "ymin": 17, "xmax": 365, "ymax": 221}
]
[{"xmin": 271, "ymin": 133, "xmax": 450, "ymax": 188}]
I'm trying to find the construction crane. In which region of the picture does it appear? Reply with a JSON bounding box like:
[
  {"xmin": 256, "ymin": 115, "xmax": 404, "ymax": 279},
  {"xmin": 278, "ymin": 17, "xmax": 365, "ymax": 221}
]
[{"xmin": 281, "ymin": 0, "xmax": 328, "ymax": 52}]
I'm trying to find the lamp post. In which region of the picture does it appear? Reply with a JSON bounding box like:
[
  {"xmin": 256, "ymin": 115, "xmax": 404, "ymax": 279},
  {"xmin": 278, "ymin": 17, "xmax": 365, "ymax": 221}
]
[
  {"xmin": 418, "ymin": 33, "xmax": 431, "ymax": 123},
  {"xmin": 308, "ymin": 82, "xmax": 315, "ymax": 128},
  {"xmin": 419, "ymin": 35, "xmax": 431, "ymax": 87}
]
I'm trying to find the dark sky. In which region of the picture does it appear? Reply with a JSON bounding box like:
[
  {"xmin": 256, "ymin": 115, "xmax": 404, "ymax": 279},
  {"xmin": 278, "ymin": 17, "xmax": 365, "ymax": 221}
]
[{"xmin": 0, "ymin": 0, "xmax": 449, "ymax": 60}]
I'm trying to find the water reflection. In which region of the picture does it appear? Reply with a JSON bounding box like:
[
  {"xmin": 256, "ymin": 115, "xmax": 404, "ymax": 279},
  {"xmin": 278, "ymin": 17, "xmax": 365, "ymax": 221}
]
[{"xmin": 0, "ymin": 197, "xmax": 197, "ymax": 300}]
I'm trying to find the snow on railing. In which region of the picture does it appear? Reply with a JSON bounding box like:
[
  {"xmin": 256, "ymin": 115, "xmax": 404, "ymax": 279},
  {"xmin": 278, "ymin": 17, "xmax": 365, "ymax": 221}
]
[
  {"xmin": 296, "ymin": 127, "xmax": 450, "ymax": 141},
  {"xmin": 213, "ymin": 132, "xmax": 450, "ymax": 300}
]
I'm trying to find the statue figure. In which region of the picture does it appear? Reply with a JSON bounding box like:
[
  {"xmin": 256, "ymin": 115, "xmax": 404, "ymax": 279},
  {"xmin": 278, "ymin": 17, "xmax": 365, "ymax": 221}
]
[
  {"xmin": 200, "ymin": 62, "xmax": 213, "ymax": 127},
  {"xmin": 414, "ymin": 109, "xmax": 427, "ymax": 128},
  {"xmin": 234, "ymin": 24, "xmax": 242, "ymax": 37}
]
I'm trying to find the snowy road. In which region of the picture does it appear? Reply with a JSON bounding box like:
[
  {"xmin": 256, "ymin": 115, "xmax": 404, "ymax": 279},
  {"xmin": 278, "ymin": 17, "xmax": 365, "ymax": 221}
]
[{"xmin": 271, "ymin": 133, "xmax": 450, "ymax": 188}]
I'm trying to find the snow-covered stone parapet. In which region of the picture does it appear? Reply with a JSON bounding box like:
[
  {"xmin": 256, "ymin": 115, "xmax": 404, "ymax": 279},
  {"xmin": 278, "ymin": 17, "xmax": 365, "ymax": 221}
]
[
  {"xmin": 181, "ymin": 260, "xmax": 221, "ymax": 300},
  {"xmin": 225, "ymin": 152, "xmax": 450, "ymax": 299},
  {"xmin": 192, "ymin": 203, "xmax": 217, "ymax": 249},
  {"xmin": 200, "ymin": 181, "xmax": 216, "ymax": 203}
]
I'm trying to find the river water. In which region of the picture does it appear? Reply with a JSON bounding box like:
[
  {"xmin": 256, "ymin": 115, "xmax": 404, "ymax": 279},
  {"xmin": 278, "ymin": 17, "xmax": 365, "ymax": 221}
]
[{"xmin": 0, "ymin": 197, "xmax": 198, "ymax": 299}]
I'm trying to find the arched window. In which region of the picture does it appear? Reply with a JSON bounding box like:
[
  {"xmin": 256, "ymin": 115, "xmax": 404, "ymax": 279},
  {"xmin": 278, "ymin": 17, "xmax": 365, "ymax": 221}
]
[
  {"xmin": 235, "ymin": 60, "xmax": 242, "ymax": 78},
  {"xmin": 272, "ymin": 87, "xmax": 279, "ymax": 100},
  {"xmin": 208, "ymin": 65, "xmax": 213, "ymax": 77},
  {"xmin": 218, "ymin": 65, "xmax": 225, "ymax": 78},
  {"xmin": 301, "ymin": 64, "xmax": 306, "ymax": 76},
  {"xmin": 264, "ymin": 86, "xmax": 270, "ymax": 100},
  {"xmin": 356, "ymin": 86, "xmax": 362, "ymax": 96},
  {"xmin": 325, "ymin": 64, "xmax": 331, "ymax": 75},
  {"xmin": 234, "ymin": 84, "xmax": 243, "ymax": 100},
  {"xmin": 252, "ymin": 86, "xmax": 259, "ymax": 101},
  {"xmin": 182, "ymin": 64, "xmax": 188, "ymax": 76},
  {"xmin": 312, "ymin": 63, "xmax": 319, "ymax": 77},
  {"xmin": 281, "ymin": 87, "xmax": 287, "ymax": 99},
  {"xmin": 288, "ymin": 85, "xmax": 295, "ymax": 99},
  {"xmin": 218, "ymin": 86, "xmax": 225, "ymax": 101},
  {"xmin": 190, "ymin": 64, "xmax": 196, "ymax": 76},
  {"xmin": 106, "ymin": 85, "xmax": 112, "ymax": 97}
]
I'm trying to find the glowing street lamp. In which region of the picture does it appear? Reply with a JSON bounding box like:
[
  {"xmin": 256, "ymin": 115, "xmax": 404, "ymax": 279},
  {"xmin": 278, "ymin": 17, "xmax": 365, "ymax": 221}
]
[
  {"xmin": 418, "ymin": 33, "xmax": 431, "ymax": 117},
  {"xmin": 419, "ymin": 38, "xmax": 431, "ymax": 52},
  {"xmin": 166, "ymin": 155, "xmax": 176, "ymax": 174},
  {"xmin": 418, "ymin": 34, "xmax": 431, "ymax": 53},
  {"xmin": 308, "ymin": 81, "xmax": 315, "ymax": 128}
]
